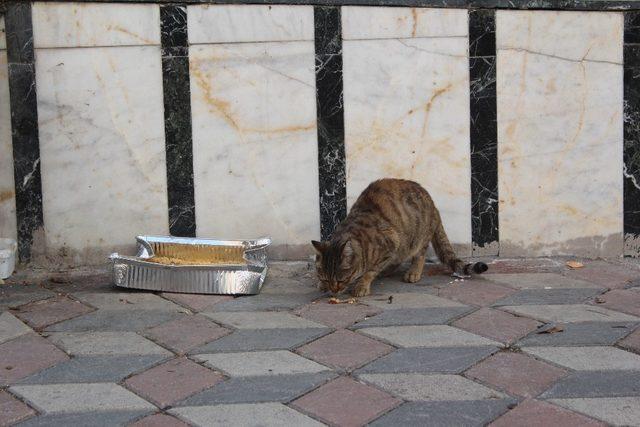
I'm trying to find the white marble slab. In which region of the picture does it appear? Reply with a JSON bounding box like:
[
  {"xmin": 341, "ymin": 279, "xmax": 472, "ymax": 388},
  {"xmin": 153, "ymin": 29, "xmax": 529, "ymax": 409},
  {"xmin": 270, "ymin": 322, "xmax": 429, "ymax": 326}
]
[
  {"xmin": 496, "ymin": 11, "xmax": 624, "ymax": 257},
  {"xmin": 342, "ymin": 7, "xmax": 468, "ymax": 40},
  {"xmin": 188, "ymin": 5, "xmax": 314, "ymax": 44},
  {"xmin": 190, "ymin": 42, "xmax": 319, "ymax": 246},
  {"xmin": 343, "ymin": 17, "xmax": 472, "ymax": 247},
  {"xmin": 0, "ymin": 16, "xmax": 6, "ymax": 50},
  {"xmin": 32, "ymin": 2, "xmax": 160, "ymax": 48},
  {"xmin": 0, "ymin": 44, "xmax": 16, "ymax": 241},
  {"xmin": 36, "ymin": 46, "xmax": 168, "ymax": 259}
]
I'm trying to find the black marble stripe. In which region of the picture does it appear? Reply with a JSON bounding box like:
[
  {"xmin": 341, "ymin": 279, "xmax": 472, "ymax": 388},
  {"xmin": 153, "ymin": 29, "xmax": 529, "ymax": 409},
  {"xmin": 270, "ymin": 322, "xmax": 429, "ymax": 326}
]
[
  {"xmin": 160, "ymin": 4, "xmax": 196, "ymax": 237},
  {"xmin": 314, "ymin": 6, "xmax": 347, "ymax": 241},
  {"xmin": 5, "ymin": 2, "xmax": 43, "ymax": 263},
  {"xmin": 469, "ymin": 9, "xmax": 498, "ymax": 255},
  {"xmin": 624, "ymin": 12, "xmax": 640, "ymax": 256}
]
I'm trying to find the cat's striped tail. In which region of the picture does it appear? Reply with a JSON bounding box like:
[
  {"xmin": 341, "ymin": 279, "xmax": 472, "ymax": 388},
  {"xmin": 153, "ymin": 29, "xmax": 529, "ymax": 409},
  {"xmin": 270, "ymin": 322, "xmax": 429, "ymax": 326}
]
[{"xmin": 432, "ymin": 219, "xmax": 488, "ymax": 277}]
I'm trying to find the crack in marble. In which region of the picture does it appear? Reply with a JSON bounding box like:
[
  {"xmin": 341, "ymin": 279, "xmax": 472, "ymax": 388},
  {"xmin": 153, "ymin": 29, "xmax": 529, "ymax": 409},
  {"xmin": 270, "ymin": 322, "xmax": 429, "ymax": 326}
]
[{"xmin": 499, "ymin": 46, "xmax": 622, "ymax": 66}]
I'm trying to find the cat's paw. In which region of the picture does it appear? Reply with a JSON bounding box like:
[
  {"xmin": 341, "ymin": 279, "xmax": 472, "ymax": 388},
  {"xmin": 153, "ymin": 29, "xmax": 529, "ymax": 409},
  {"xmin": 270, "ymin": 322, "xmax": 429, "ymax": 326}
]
[
  {"xmin": 351, "ymin": 286, "xmax": 370, "ymax": 297},
  {"xmin": 403, "ymin": 271, "xmax": 422, "ymax": 283}
]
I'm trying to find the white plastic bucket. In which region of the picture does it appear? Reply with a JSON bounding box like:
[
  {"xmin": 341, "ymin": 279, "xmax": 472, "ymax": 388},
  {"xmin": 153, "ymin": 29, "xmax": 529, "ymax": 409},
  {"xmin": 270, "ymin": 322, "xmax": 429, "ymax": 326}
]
[{"xmin": 0, "ymin": 238, "xmax": 17, "ymax": 279}]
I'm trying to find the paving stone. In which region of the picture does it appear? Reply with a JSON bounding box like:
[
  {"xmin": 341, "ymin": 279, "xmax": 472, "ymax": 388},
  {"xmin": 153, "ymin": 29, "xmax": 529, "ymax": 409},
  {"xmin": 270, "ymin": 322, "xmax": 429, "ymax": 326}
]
[
  {"xmin": 144, "ymin": 315, "xmax": 230, "ymax": 354},
  {"xmin": 541, "ymin": 370, "xmax": 640, "ymax": 398},
  {"xmin": 129, "ymin": 413, "xmax": 190, "ymax": 427},
  {"xmin": 523, "ymin": 346, "xmax": 640, "ymax": 370},
  {"xmin": 160, "ymin": 293, "xmax": 233, "ymax": 312},
  {"xmin": 201, "ymin": 311, "xmax": 325, "ymax": 329},
  {"xmin": 564, "ymin": 261, "xmax": 640, "ymax": 289},
  {"xmin": 45, "ymin": 309, "xmax": 183, "ymax": 332},
  {"xmin": 352, "ymin": 307, "xmax": 472, "ymax": 328},
  {"xmin": 192, "ymin": 328, "xmax": 330, "ymax": 353},
  {"xmin": 485, "ymin": 273, "xmax": 596, "ymax": 289},
  {"xmin": 0, "ymin": 312, "xmax": 32, "ymax": 344},
  {"xmin": 10, "ymin": 297, "xmax": 94, "ymax": 329},
  {"xmin": 177, "ymin": 372, "xmax": 337, "ymax": 405},
  {"xmin": 368, "ymin": 278, "xmax": 445, "ymax": 294},
  {"xmin": 453, "ymin": 308, "xmax": 541, "ymax": 344},
  {"xmin": 484, "ymin": 259, "xmax": 564, "ymax": 274},
  {"xmin": 518, "ymin": 322, "xmax": 638, "ymax": 347},
  {"xmin": 595, "ymin": 289, "xmax": 640, "ymax": 316},
  {"xmin": 619, "ymin": 327, "xmax": 640, "ymax": 353},
  {"xmin": 360, "ymin": 293, "xmax": 465, "ymax": 310},
  {"xmin": 73, "ymin": 292, "xmax": 182, "ymax": 311},
  {"xmin": 500, "ymin": 304, "xmax": 640, "ymax": 323},
  {"xmin": 43, "ymin": 272, "xmax": 115, "ymax": 294},
  {"xmin": 549, "ymin": 397, "xmax": 640, "ymax": 426},
  {"xmin": 16, "ymin": 411, "xmax": 150, "ymax": 427},
  {"xmin": 291, "ymin": 376, "xmax": 401, "ymax": 427},
  {"xmin": 18, "ymin": 355, "xmax": 167, "ymax": 384},
  {"xmin": 211, "ymin": 293, "xmax": 318, "ymax": 312},
  {"xmin": 0, "ymin": 390, "xmax": 35, "ymax": 426},
  {"xmin": 296, "ymin": 330, "xmax": 394, "ymax": 371},
  {"xmin": 358, "ymin": 325, "xmax": 501, "ymax": 348},
  {"xmin": 48, "ymin": 332, "xmax": 172, "ymax": 356},
  {"xmin": 370, "ymin": 400, "xmax": 515, "ymax": 427},
  {"xmin": 356, "ymin": 346, "xmax": 498, "ymax": 374},
  {"xmin": 437, "ymin": 280, "xmax": 518, "ymax": 306},
  {"xmin": 489, "ymin": 399, "xmax": 605, "ymax": 427},
  {"xmin": 171, "ymin": 403, "xmax": 323, "ymax": 427},
  {"xmin": 194, "ymin": 350, "xmax": 329, "ymax": 377},
  {"xmin": 124, "ymin": 358, "xmax": 224, "ymax": 408},
  {"xmin": 493, "ymin": 288, "xmax": 604, "ymax": 306},
  {"xmin": 360, "ymin": 374, "xmax": 507, "ymax": 401},
  {"xmin": 0, "ymin": 285, "xmax": 55, "ymax": 311},
  {"xmin": 294, "ymin": 302, "xmax": 381, "ymax": 329},
  {"xmin": 0, "ymin": 334, "xmax": 69, "ymax": 385},
  {"xmin": 10, "ymin": 383, "xmax": 155, "ymax": 414},
  {"xmin": 260, "ymin": 277, "xmax": 322, "ymax": 295},
  {"xmin": 465, "ymin": 352, "xmax": 566, "ymax": 398}
]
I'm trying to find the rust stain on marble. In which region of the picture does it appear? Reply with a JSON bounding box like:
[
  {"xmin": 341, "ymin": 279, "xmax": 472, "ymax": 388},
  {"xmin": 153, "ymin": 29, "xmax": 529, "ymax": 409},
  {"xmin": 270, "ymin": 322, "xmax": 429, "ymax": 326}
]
[
  {"xmin": 421, "ymin": 83, "xmax": 453, "ymax": 137},
  {"xmin": 0, "ymin": 190, "xmax": 14, "ymax": 203},
  {"xmin": 411, "ymin": 9, "xmax": 418, "ymax": 37}
]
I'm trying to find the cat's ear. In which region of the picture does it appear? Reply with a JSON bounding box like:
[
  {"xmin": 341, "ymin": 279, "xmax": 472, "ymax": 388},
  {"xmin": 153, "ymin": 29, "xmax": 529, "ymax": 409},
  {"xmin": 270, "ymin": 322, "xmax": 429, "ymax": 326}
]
[{"xmin": 311, "ymin": 240, "xmax": 327, "ymax": 254}]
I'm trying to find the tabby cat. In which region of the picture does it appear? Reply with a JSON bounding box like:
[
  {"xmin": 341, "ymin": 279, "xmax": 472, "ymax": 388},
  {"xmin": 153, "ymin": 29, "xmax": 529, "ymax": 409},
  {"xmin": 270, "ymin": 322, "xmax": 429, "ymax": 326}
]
[{"xmin": 312, "ymin": 178, "xmax": 488, "ymax": 296}]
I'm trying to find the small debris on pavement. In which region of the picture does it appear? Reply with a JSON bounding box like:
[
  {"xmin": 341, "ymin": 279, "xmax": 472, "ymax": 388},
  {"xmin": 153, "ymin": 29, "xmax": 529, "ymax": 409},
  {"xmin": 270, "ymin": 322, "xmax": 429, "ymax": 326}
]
[
  {"xmin": 594, "ymin": 296, "xmax": 606, "ymax": 304},
  {"xmin": 388, "ymin": 296, "xmax": 393, "ymax": 304},
  {"xmin": 536, "ymin": 323, "xmax": 564, "ymax": 334},
  {"xmin": 49, "ymin": 275, "xmax": 71, "ymax": 284},
  {"xmin": 328, "ymin": 297, "xmax": 357, "ymax": 304},
  {"xmin": 566, "ymin": 260, "xmax": 584, "ymax": 269},
  {"xmin": 119, "ymin": 298, "xmax": 133, "ymax": 304}
]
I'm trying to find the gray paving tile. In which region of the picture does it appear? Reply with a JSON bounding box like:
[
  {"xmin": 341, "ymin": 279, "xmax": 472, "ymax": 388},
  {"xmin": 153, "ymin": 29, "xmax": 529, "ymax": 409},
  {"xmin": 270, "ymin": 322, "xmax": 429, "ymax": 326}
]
[
  {"xmin": 352, "ymin": 307, "xmax": 472, "ymax": 328},
  {"xmin": 48, "ymin": 332, "xmax": 172, "ymax": 356},
  {"xmin": 0, "ymin": 312, "xmax": 32, "ymax": 344},
  {"xmin": 211, "ymin": 293, "xmax": 319, "ymax": 312},
  {"xmin": 201, "ymin": 311, "xmax": 325, "ymax": 329},
  {"xmin": 177, "ymin": 372, "xmax": 337, "ymax": 405},
  {"xmin": 360, "ymin": 293, "xmax": 465, "ymax": 310},
  {"xmin": 370, "ymin": 400, "xmax": 515, "ymax": 426},
  {"xmin": 0, "ymin": 286, "xmax": 55, "ymax": 311},
  {"xmin": 549, "ymin": 397, "xmax": 640, "ymax": 426},
  {"xmin": 358, "ymin": 325, "xmax": 501, "ymax": 348},
  {"xmin": 523, "ymin": 346, "xmax": 640, "ymax": 370},
  {"xmin": 18, "ymin": 356, "xmax": 167, "ymax": 384},
  {"xmin": 193, "ymin": 351, "xmax": 330, "ymax": 377},
  {"xmin": 171, "ymin": 403, "xmax": 323, "ymax": 427},
  {"xmin": 485, "ymin": 273, "xmax": 596, "ymax": 289},
  {"xmin": 45, "ymin": 310, "xmax": 183, "ymax": 332},
  {"xmin": 500, "ymin": 304, "xmax": 640, "ymax": 323},
  {"xmin": 541, "ymin": 371, "xmax": 640, "ymax": 398},
  {"xmin": 517, "ymin": 322, "xmax": 638, "ymax": 347},
  {"xmin": 493, "ymin": 288, "xmax": 604, "ymax": 306},
  {"xmin": 356, "ymin": 347, "xmax": 497, "ymax": 374},
  {"xmin": 191, "ymin": 328, "xmax": 330, "ymax": 353},
  {"xmin": 72, "ymin": 292, "xmax": 182, "ymax": 311},
  {"xmin": 15, "ymin": 411, "xmax": 150, "ymax": 427}
]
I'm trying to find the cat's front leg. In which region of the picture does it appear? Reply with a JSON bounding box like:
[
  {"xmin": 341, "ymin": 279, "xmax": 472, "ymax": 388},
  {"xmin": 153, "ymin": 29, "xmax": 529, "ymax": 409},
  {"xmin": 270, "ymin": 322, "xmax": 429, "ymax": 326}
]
[{"xmin": 352, "ymin": 271, "xmax": 378, "ymax": 297}]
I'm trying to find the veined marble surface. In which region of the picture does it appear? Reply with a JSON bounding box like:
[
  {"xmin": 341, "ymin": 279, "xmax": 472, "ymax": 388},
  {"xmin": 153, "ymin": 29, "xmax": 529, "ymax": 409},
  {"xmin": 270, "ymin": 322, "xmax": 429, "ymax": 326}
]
[
  {"xmin": 0, "ymin": 20, "xmax": 17, "ymax": 241},
  {"xmin": 190, "ymin": 42, "xmax": 320, "ymax": 246},
  {"xmin": 497, "ymin": 10, "xmax": 624, "ymax": 257},
  {"xmin": 188, "ymin": 5, "xmax": 314, "ymax": 45},
  {"xmin": 343, "ymin": 8, "xmax": 471, "ymax": 248},
  {"xmin": 0, "ymin": 17, "xmax": 6, "ymax": 50},
  {"xmin": 32, "ymin": 2, "xmax": 160, "ymax": 48},
  {"xmin": 36, "ymin": 46, "xmax": 168, "ymax": 259}
]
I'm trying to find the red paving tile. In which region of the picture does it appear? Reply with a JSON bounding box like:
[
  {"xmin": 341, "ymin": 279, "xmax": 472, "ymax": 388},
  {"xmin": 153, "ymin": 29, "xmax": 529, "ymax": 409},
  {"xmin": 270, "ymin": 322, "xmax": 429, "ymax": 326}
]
[
  {"xmin": 0, "ymin": 334, "xmax": 69, "ymax": 385},
  {"xmin": 0, "ymin": 390, "xmax": 36, "ymax": 426},
  {"xmin": 595, "ymin": 289, "xmax": 640, "ymax": 316},
  {"xmin": 485, "ymin": 259, "xmax": 564, "ymax": 274},
  {"xmin": 159, "ymin": 293, "xmax": 233, "ymax": 312},
  {"xmin": 437, "ymin": 281, "xmax": 517, "ymax": 306},
  {"xmin": 453, "ymin": 308, "xmax": 541, "ymax": 344},
  {"xmin": 129, "ymin": 413, "xmax": 190, "ymax": 427},
  {"xmin": 489, "ymin": 399, "xmax": 605, "ymax": 427},
  {"xmin": 565, "ymin": 262, "xmax": 639, "ymax": 289},
  {"xmin": 294, "ymin": 302, "xmax": 381, "ymax": 329},
  {"xmin": 124, "ymin": 357, "xmax": 224, "ymax": 408},
  {"xmin": 296, "ymin": 330, "xmax": 393, "ymax": 370},
  {"xmin": 11, "ymin": 296, "xmax": 93, "ymax": 329},
  {"xmin": 466, "ymin": 352, "xmax": 566, "ymax": 398},
  {"xmin": 291, "ymin": 376, "xmax": 401, "ymax": 427},
  {"xmin": 145, "ymin": 315, "xmax": 230, "ymax": 354}
]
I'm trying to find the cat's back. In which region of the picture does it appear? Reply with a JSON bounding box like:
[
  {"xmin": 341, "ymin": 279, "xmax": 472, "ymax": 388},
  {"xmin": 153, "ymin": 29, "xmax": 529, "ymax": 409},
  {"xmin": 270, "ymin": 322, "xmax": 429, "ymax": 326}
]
[{"xmin": 350, "ymin": 178, "xmax": 435, "ymax": 220}]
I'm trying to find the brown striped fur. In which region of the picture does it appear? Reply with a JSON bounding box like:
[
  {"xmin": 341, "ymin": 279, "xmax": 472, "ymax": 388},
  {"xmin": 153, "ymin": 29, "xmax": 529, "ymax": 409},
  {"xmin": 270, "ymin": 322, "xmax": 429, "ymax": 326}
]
[{"xmin": 312, "ymin": 178, "xmax": 486, "ymax": 296}]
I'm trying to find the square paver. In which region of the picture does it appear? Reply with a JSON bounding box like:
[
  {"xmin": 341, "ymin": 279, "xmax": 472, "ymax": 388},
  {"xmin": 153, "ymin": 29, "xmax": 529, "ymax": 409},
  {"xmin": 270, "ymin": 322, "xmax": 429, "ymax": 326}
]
[
  {"xmin": 0, "ymin": 334, "xmax": 69, "ymax": 385},
  {"xmin": 0, "ymin": 285, "xmax": 55, "ymax": 311},
  {"xmin": 523, "ymin": 346, "xmax": 640, "ymax": 370},
  {"xmin": 124, "ymin": 358, "xmax": 224, "ymax": 408},
  {"xmin": 177, "ymin": 372, "xmax": 337, "ymax": 405},
  {"xmin": 0, "ymin": 390, "xmax": 36, "ymax": 426},
  {"xmin": 500, "ymin": 304, "xmax": 640, "ymax": 323},
  {"xmin": 48, "ymin": 332, "xmax": 171, "ymax": 356},
  {"xmin": 595, "ymin": 289, "xmax": 640, "ymax": 316},
  {"xmin": 10, "ymin": 383, "xmax": 155, "ymax": 414},
  {"xmin": 356, "ymin": 346, "xmax": 497, "ymax": 374},
  {"xmin": 130, "ymin": 413, "xmax": 190, "ymax": 427},
  {"xmin": 171, "ymin": 403, "xmax": 323, "ymax": 427},
  {"xmin": 493, "ymin": 288, "xmax": 604, "ymax": 306},
  {"xmin": 517, "ymin": 322, "xmax": 638, "ymax": 347},
  {"xmin": 564, "ymin": 261, "xmax": 640, "ymax": 289},
  {"xmin": 541, "ymin": 371, "xmax": 640, "ymax": 398},
  {"xmin": 352, "ymin": 307, "xmax": 472, "ymax": 328},
  {"xmin": 45, "ymin": 310, "xmax": 183, "ymax": 332},
  {"xmin": 619, "ymin": 327, "xmax": 640, "ymax": 353},
  {"xmin": 296, "ymin": 330, "xmax": 394, "ymax": 371},
  {"xmin": 370, "ymin": 400, "xmax": 515, "ymax": 426},
  {"xmin": 358, "ymin": 325, "xmax": 501, "ymax": 348},
  {"xmin": 160, "ymin": 293, "xmax": 233, "ymax": 312},
  {"xmin": 192, "ymin": 328, "xmax": 329, "ymax": 353},
  {"xmin": 10, "ymin": 297, "xmax": 94, "ymax": 329},
  {"xmin": 294, "ymin": 302, "xmax": 381, "ymax": 329},
  {"xmin": 360, "ymin": 374, "xmax": 507, "ymax": 401},
  {"xmin": 73, "ymin": 292, "xmax": 182, "ymax": 311},
  {"xmin": 466, "ymin": 352, "xmax": 566, "ymax": 398},
  {"xmin": 260, "ymin": 277, "xmax": 322, "ymax": 295},
  {"xmin": 489, "ymin": 399, "xmax": 605, "ymax": 427},
  {"xmin": 201, "ymin": 311, "xmax": 325, "ymax": 329},
  {"xmin": 485, "ymin": 273, "xmax": 596, "ymax": 289},
  {"xmin": 437, "ymin": 280, "xmax": 517, "ymax": 306},
  {"xmin": 361, "ymin": 293, "xmax": 465, "ymax": 310},
  {"xmin": 291, "ymin": 377, "xmax": 401, "ymax": 427},
  {"xmin": 453, "ymin": 308, "xmax": 541, "ymax": 344},
  {"xmin": 210, "ymin": 293, "xmax": 318, "ymax": 312},
  {"xmin": 549, "ymin": 397, "xmax": 640, "ymax": 426},
  {"xmin": 0, "ymin": 312, "xmax": 32, "ymax": 344},
  {"xmin": 145, "ymin": 315, "xmax": 230, "ymax": 354},
  {"xmin": 193, "ymin": 350, "xmax": 329, "ymax": 377},
  {"xmin": 15, "ymin": 410, "xmax": 150, "ymax": 427}
]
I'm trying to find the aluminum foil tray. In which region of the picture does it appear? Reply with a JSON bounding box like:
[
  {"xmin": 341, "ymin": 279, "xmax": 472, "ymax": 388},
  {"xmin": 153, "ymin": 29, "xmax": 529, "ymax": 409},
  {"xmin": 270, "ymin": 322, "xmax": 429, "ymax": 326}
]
[{"xmin": 109, "ymin": 236, "xmax": 271, "ymax": 295}]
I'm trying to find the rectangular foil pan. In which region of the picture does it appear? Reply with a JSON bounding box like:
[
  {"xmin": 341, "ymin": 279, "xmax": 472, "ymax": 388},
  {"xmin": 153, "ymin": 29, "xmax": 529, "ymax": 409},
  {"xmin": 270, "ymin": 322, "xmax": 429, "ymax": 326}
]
[{"xmin": 109, "ymin": 236, "xmax": 271, "ymax": 295}]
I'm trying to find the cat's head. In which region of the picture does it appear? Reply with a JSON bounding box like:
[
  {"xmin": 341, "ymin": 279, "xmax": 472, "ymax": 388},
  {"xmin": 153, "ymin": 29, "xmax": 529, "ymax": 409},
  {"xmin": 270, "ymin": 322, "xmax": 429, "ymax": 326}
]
[{"xmin": 311, "ymin": 239, "xmax": 362, "ymax": 294}]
